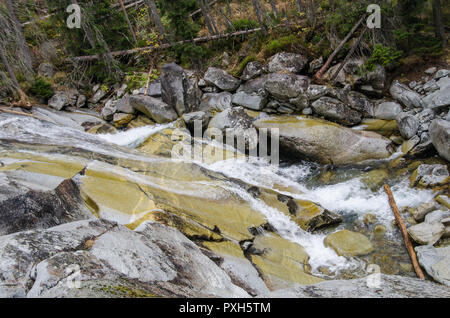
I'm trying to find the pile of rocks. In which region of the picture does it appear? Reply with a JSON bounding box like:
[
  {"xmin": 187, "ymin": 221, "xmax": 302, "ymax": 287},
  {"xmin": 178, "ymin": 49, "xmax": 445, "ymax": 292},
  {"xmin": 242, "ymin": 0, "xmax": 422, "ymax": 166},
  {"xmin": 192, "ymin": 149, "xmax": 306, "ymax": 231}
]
[
  {"xmin": 389, "ymin": 68, "xmax": 450, "ymax": 160},
  {"xmin": 406, "ymin": 163, "xmax": 450, "ymax": 286},
  {"xmin": 46, "ymin": 52, "xmax": 450, "ymax": 165}
]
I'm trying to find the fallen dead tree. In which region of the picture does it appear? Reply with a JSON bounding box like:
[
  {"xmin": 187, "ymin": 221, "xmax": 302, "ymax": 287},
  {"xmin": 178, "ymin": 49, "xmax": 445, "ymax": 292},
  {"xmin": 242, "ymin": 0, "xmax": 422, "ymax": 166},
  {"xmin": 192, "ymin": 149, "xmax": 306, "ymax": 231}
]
[
  {"xmin": 314, "ymin": 14, "xmax": 367, "ymax": 81},
  {"xmin": 71, "ymin": 24, "xmax": 290, "ymax": 62},
  {"xmin": 383, "ymin": 184, "xmax": 425, "ymax": 280}
]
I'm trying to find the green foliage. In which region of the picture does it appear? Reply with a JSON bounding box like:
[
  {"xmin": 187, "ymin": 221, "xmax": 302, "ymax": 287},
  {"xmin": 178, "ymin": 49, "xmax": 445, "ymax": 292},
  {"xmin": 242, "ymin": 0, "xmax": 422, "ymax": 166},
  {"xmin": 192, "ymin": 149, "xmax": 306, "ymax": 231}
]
[
  {"xmin": 365, "ymin": 44, "xmax": 403, "ymax": 71},
  {"xmin": 47, "ymin": 0, "xmax": 130, "ymax": 56},
  {"xmin": 228, "ymin": 19, "xmax": 259, "ymax": 32},
  {"xmin": 159, "ymin": 0, "xmax": 206, "ymax": 67},
  {"xmin": 325, "ymin": 0, "xmax": 366, "ymax": 38},
  {"xmin": 29, "ymin": 77, "xmax": 53, "ymax": 100},
  {"xmin": 263, "ymin": 35, "xmax": 300, "ymax": 57},
  {"xmin": 159, "ymin": 0, "xmax": 199, "ymax": 40},
  {"xmin": 233, "ymin": 56, "xmax": 257, "ymax": 77},
  {"xmin": 124, "ymin": 69, "xmax": 160, "ymax": 93}
]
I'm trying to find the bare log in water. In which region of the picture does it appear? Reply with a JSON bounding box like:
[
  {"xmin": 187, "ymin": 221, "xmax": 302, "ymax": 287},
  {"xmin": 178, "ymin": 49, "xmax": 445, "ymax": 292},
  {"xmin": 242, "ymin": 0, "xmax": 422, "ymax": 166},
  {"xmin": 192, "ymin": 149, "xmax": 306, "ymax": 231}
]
[{"xmin": 383, "ymin": 184, "xmax": 426, "ymax": 280}]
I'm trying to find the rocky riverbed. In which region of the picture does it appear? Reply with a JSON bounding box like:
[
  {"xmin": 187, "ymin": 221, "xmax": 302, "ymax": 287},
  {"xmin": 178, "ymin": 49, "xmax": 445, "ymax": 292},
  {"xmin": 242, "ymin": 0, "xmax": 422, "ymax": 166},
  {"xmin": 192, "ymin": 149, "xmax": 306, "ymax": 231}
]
[{"xmin": 1, "ymin": 52, "xmax": 449, "ymax": 297}]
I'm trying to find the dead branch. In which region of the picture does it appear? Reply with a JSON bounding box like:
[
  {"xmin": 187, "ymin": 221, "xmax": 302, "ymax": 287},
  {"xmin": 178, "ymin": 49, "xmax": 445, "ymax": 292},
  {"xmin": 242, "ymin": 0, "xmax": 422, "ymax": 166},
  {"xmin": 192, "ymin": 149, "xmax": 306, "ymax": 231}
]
[
  {"xmin": 314, "ymin": 14, "xmax": 367, "ymax": 81},
  {"xmin": 383, "ymin": 184, "xmax": 425, "ymax": 280},
  {"xmin": 71, "ymin": 24, "xmax": 292, "ymax": 62}
]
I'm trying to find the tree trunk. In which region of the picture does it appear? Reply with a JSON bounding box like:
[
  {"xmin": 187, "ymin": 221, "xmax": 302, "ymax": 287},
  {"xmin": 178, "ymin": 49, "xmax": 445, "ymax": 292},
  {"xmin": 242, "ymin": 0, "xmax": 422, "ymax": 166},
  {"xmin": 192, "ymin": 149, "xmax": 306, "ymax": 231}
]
[
  {"xmin": 251, "ymin": 0, "xmax": 267, "ymax": 35},
  {"xmin": 225, "ymin": 0, "xmax": 233, "ymax": 16},
  {"xmin": 384, "ymin": 185, "xmax": 426, "ymax": 280},
  {"xmin": 119, "ymin": 0, "xmax": 138, "ymax": 45},
  {"xmin": 331, "ymin": 27, "xmax": 368, "ymax": 84},
  {"xmin": 295, "ymin": 0, "xmax": 302, "ymax": 12},
  {"xmin": 269, "ymin": 0, "xmax": 279, "ymax": 18},
  {"xmin": 144, "ymin": 0, "xmax": 167, "ymax": 39},
  {"xmin": 4, "ymin": 0, "xmax": 33, "ymax": 72},
  {"xmin": 432, "ymin": 0, "xmax": 446, "ymax": 45},
  {"xmin": 0, "ymin": 44, "xmax": 28, "ymax": 106},
  {"xmin": 314, "ymin": 14, "xmax": 367, "ymax": 80},
  {"xmin": 307, "ymin": 0, "xmax": 316, "ymax": 26},
  {"xmin": 198, "ymin": 0, "xmax": 217, "ymax": 35}
]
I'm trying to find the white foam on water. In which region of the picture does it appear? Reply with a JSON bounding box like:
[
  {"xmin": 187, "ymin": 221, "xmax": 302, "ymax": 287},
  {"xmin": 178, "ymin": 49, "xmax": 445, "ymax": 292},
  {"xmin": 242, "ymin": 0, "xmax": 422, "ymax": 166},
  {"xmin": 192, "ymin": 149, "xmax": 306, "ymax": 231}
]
[
  {"xmin": 199, "ymin": 155, "xmax": 436, "ymax": 276},
  {"xmin": 224, "ymin": 183, "xmax": 361, "ymax": 276},
  {"xmin": 300, "ymin": 178, "xmax": 435, "ymax": 225},
  {"xmin": 97, "ymin": 124, "xmax": 170, "ymax": 148}
]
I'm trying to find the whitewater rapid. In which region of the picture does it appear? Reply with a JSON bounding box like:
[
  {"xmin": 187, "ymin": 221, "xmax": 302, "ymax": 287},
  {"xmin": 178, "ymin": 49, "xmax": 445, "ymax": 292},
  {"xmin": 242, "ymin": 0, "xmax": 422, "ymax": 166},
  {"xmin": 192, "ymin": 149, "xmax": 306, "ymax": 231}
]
[
  {"xmin": 96, "ymin": 124, "xmax": 435, "ymax": 277},
  {"xmin": 0, "ymin": 114, "xmax": 434, "ymax": 278}
]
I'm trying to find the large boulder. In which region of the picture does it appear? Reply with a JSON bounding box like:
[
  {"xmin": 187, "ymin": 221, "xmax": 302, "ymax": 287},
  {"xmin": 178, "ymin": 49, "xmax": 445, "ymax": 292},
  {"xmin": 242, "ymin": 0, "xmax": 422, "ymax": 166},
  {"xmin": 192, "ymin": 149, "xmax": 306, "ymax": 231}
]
[
  {"xmin": 429, "ymin": 119, "xmax": 450, "ymax": 161},
  {"xmin": 264, "ymin": 73, "xmax": 310, "ymax": 103},
  {"xmin": 267, "ymin": 52, "xmax": 308, "ymax": 74},
  {"xmin": 204, "ymin": 67, "xmax": 241, "ymax": 92},
  {"xmin": 396, "ymin": 112, "xmax": 419, "ymax": 139},
  {"xmin": 410, "ymin": 164, "xmax": 449, "ymax": 189},
  {"xmin": 323, "ymin": 230, "xmax": 374, "ymax": 256},
  {"xmin": 48, "ymin": 92, "xmax": 69, "ymax": 110},
  {"xmin": 160, "ymin": 63, "xmax": 201, "ymax": 116},
  {"xmin": 0, "ymin": 175, "xmax": 92, "ymax": 236},
  {"xmin": 241, "ymin": 61, "xmax": 264, "ymax": 81},
  {"xmin": 254, "ymin": 116, "xmax": 394, "ymax": 165},
  {"xmin": 374, "ymin": 101, "xmax": 403, "ymax": 120},
  {"xmin": 129, "ymin": 95, "xmax": 178, "ymax": 124},
  {"xmin": 311, "ymin": 97, "xmax": 362, "ymax": 126},
  {"xmin": 389, "ymin": 80, "xmax": 422, "ymax": 108},
  {"xmin": 198, "ymin": 92, "xmax": 233, "ymax": 115},
  {"xmin": 421, "ymin": 76, "xmax": 450, "ymax": 110},
  {"xmin": 101, "ymin": 99, "xmax": 118, "ymax": 121},
  {"xmin": 415, "ymin": 245, "xmax": 450, "ymax": 287},
  {"xmin": 0, "ymin": 219, "xmax": 249, "ymax": 298},
  {"xmin": 232, "ymin": 91, "xmax": 267, "ymax": 111},
  {"xmin": 346, "ymin": 91, "xmax": 374, "ymax": 118},
  {"xmin": 407, "ymin": 222, "xmax": 445, "ymax": 245},
  {"xmin": 260, "ymin": 274, "xmax": 450, "ymax": 298},
  {"xmin": 207, "ymin": 107, "xmax": 257, "ymax": 150}
]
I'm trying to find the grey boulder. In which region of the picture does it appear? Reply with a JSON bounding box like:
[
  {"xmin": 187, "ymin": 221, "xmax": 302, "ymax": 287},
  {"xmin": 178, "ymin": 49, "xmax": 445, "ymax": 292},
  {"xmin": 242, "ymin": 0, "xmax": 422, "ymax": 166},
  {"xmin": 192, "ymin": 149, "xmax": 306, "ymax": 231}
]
[
  {"xmin": 374, "ymin": 101, "xmax": 403, "ymax": 120},
  {"xmin": 232, "ymin": 91, "xmax": 267, "ymax": 111},
  {"xmin": 396, "ymin": 112, "xmax": 419, "ymax": 139},
  {"xmin": 241, "ymin": 61, "xmax": 264, "ymax": 81},
  {"xmin": 264, "ymin": 73, "xmax": 309, "ymax": 101},
  {"xmin": 311, "ymin": 97, "xmax": 362, "ymax": 126},
  {"xmin": 267, "ymin": 52, "xmax": 308, "ymax": 74},
  {"xmin": 204, "ymin": 67, "xmax": 241, "ymax": 92},
  {"xmin": 415, "ymin": 245, "xmax": 450, "ymax": 287},
  {"xmin": 429, "ymin": 119, "xmax": 450, "ymax": 161},
  {"xmin": 390, "ymin": 80, "xmax": 422, "ymax": 108},
  {"xmin": 129, "ymin": 95, "xmax": 178, "ymax": 124},
  {"xmin": 160, "ymin": 63, "xmax": 201, "ymax": 116}
]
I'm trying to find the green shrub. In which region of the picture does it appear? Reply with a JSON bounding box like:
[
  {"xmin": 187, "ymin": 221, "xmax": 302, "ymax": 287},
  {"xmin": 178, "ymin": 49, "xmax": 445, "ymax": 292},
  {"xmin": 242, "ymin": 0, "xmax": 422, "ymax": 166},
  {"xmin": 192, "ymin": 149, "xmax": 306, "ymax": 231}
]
[
  {"xmin": 264, "ymin": 35, "xmax": 300, "ymax": 57},
  {"xmin": 233, "ymin": 56, "xmax": 257, "ymax": 77},
  {"xmin": 228, "ymin": 19, "xmax": 259, "ymax": 32},
  {"xmin": 365, "ymin": 44, "xmax": 403, "ymax": 71},
  {"xmin": 29, "ymin": 77, "xmax": 53, "ymax": 100}
]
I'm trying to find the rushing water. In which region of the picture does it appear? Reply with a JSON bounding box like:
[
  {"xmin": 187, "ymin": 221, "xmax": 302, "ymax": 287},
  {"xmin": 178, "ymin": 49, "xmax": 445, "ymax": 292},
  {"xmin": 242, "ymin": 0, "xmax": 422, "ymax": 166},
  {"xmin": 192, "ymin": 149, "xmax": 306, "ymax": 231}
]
[
  {"xmin": 0, "ymin": 114, "xmax": 436, "ymax": 278},
  {"xmin": 95, "ymin": 123, "xmax": 436, "ymax": 276}
]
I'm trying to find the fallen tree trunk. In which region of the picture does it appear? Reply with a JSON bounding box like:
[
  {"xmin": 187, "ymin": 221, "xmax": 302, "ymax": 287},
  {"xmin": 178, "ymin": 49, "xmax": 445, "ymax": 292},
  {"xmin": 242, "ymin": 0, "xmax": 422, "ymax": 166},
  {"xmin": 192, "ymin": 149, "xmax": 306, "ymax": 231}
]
[
  {"xmin": 383, "ymin": 184, "xmax": 425, "ymax": 280},
  {"xmin": 71, "ymin": 24, "xmax": 291, "ymax": 62},
  {"xmin": 314, "ymin": 14, "xmax": 367, "ymax": 81},
  {"xmin": 330, "ymin": 26, "xmax": 368, "ymax": 84}
]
